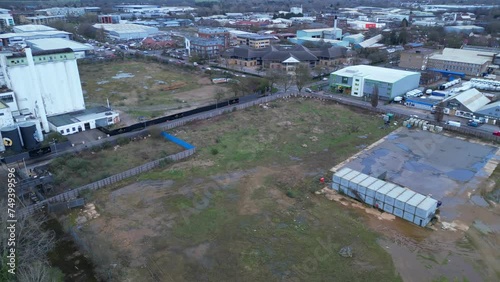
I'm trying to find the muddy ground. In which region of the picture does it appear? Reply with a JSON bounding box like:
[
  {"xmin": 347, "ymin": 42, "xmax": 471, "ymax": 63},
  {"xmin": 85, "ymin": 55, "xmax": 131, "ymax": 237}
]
[{"xmin": 68, "ymin": 98, "xmax": 499, "ymax": 281}]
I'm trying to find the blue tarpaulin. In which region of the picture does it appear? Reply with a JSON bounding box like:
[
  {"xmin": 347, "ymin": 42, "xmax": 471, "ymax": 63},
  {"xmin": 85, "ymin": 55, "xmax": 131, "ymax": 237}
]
[{"xmin": 161, "ymin": 132, "xmax": 196, "ymax": 149}]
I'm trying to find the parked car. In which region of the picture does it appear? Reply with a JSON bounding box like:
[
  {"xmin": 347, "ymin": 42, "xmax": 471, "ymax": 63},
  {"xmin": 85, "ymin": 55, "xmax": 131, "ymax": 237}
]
[{"xmin": 493, "ymin": 131, "xmax": 500, "ymax": 136}]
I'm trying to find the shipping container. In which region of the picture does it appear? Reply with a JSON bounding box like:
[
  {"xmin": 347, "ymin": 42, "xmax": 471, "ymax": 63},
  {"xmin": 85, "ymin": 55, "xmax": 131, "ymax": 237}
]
[
  {"xmin": 415, "ymin": 197, "xmax": 438, "ymax": 219},
  {"xmin": 393, "ymin": 208, "xmax": 404, "ymax": 218},
  {"xmin": 333, "ymin": 167, "xmax": 353, "ymax": 184},
  {"xmin": 340, "ymin": 170, "xmax": 361, "ymax": 187},
  {"xmin": 349, "ymin": 173, "xmax": 369, "ymax": 193},
  {"xmin": 394, "ymin": 189, "xmax": 416, "ymax": 210},
  {"xmin": 364, "ymin": 196, "xmax": 374, "ymax": 206},
  {"xmin": 332, "ymin": 182, "xmax": 340, "ymax": 191},
  {"xmin": 383, "ymin": 203, "xmax": 394, "ymax": 214},
  {"xmin": 357, "ymin": 176, "xmax": 378, "ymax": 195},
  {"xmin": 403, "ymin": 211, "xmax": 414, "ymax": 222},
  {"xmin": 365, "ymin": 179, "xmax": 386, "ymax": 198},
  {"xmin": 375, "ymin": 183, "xmax": 397, "ymax": 202},
  {"xmin": 404, "ymin": 193, "xmax": 426, "ymax": 214},
  {"xmin": 384, "ymin": 186, "xmax": 406, "ymax": 206}
]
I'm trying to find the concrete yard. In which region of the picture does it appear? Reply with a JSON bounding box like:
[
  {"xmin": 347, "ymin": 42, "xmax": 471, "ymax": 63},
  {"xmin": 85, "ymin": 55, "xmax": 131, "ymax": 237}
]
[{"xmin": 341, "ymin": 128, "xmax": 499, "ymax": 222}]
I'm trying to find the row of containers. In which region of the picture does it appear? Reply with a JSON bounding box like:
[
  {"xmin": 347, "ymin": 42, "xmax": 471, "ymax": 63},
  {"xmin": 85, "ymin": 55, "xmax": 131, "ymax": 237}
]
[
  {"xmin": 403, "ymin": 118, "xmax": 444, "ymax": 132},
  {"xmin": 0, "ymin": 122, "xmax": 42, "ymax": 153},
  {"xmin": 332, "ymin": 167, "xmax": 438, "ymax": 227}
]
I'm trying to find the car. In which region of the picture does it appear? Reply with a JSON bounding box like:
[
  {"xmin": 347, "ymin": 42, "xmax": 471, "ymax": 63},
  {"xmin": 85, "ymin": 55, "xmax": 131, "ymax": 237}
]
[{"xmin": 493, "ymin": 131, "xmax": 500, "ymax": 136}]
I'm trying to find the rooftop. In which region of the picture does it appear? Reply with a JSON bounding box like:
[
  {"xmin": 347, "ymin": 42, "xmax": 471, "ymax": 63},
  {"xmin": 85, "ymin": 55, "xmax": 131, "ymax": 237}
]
[
  {"xmin": 332, "ymin": 65, "xmax": 420, "ymax": 84},
  {"xmin": 236, "ymin": 33, "xmax": 276, "ymax": 40},
  {"xmin": 0, "ymin": 30, "xmax": 72, "ymax": 39},
  {"xmin": 13, "ymin": 24, "xmax": 56, "ymax": 33},
  {"xmin": 27, "ymin": 38, "xmax": 93, "ymax": 52},
  {"xmin": 92, "ymin": 23, "xmax": 158, "ymax": 33},
  {"xmin": 198, "ymin": 27, "xmax": 229, "ymax": 34},
  {"xmin": 47, "ymin": 106, "xmax": 114, "ymax": 127},
  {"xmin": 429, "ymin": 48, "xmax": 495, "ymax": 65},
  {"xmin": 445, "ymin": 88, "xmax": 490, "ymax": 112}
]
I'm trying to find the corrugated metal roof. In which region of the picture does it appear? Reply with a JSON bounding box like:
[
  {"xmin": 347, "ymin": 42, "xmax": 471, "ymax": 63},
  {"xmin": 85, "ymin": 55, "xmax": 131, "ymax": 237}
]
[{"xmin": 446, "ymin": 88, "xmax": 490, "ymax": 112}]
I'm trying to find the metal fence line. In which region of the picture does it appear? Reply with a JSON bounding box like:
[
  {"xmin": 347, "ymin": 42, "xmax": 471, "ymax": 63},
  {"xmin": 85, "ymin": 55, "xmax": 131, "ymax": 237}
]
[{"xmin": 19, "ymin": 92, "xmax": 498, "ymax": 216}]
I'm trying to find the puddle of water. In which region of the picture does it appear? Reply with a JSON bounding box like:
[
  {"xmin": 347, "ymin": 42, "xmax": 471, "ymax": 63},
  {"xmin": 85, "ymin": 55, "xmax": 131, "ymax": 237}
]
[
  {"xmin": 472, "ymin": 220, "xmax": 492, "ymax": 235},
  {"xmin": 395, "ymin": 143, "xmax": 411, "ymax": 153},
  {"xmin": 446, "ymin": 169, "xmax": 475, "ymax": 182},
  {"xmin": 112, "ymin": 73, "xmax": 135, "ymax": 79},
  {"xmin": 360, "ymin": 157, "xmax": 375, "ymax": 175},
  {"xmin": 403, "ymin": 161, "xmax": 438, "ymax": 173},
  {"xmin": 358, "ymin": 135, "xmax": 368, "ymax": 139},
  {"xmin": 470, "ymin": 195, "xmax": 489, "ymax": 207},
  {"xmin": 374, "ymin": 148, "xmax": 390, "ymax": 157}
]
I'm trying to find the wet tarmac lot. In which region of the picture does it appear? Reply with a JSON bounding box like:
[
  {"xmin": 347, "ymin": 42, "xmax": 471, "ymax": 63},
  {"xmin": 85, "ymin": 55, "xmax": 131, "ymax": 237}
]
[{"xmin": 343, "ymin": 128, "xmax": 499, "ymax": 221}]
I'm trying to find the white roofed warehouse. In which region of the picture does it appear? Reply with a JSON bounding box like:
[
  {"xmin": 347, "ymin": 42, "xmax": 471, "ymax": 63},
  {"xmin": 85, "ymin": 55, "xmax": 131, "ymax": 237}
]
[
  {"xmin": 92, "ymin": 23, "xmax": 159, "ymax": 40},
  {"xmin": 330, "ymin": 65, "xmax": 421, "ymax": 100}
]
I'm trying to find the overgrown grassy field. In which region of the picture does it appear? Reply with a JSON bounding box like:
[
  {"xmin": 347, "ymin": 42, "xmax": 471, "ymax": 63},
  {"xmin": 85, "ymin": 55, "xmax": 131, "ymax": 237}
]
[
  {"xmin": 49, "ymin": 134, "xmax": 182, "ymax": 190},
  {"xmin": 78, "ymin": 98, "xmax": 402, "ymax": 281},
  {"xmin": 79, "ymin": 61, "xmax": 203, "ymax": 116}
]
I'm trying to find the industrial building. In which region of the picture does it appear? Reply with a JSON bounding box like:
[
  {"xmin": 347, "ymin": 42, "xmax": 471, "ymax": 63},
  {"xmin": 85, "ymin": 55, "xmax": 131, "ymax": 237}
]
[
  {"xmin": 332, "ymin": 167, "xmax": 439, "ymax": 227},
  {"xmin": 399, "ymin": 48, "xmax": 438, "ymax": 70},
  {"xmin": 0, "ymin": 8, "xmax": 14, "ymax": 30},
  {"xmin": 475, "ymin": 101, "xmax": 500, "ymax": 122},
  {"xmin": 444, "ymin": 25, "xmax": 484, "ymax": 34},
  {"xmin": 0, "ymin": 47, "xmax": 119, "ymax": 152},
  {"xmin": 0, "ymin": 26, "xmax": 71, "ymax": 47},
  {"xmin": 98, "ymin": 15, "xmax": 121, "ymax": 24},
  {"xmin": 26, "ymin": 38, "xmax": 94, "ymax": 59},
  {"xmin": 441, "ymin": 88, "xmax": 491, "ymax": 118},
  {"xmin": 330, "ymin": 65, "xmax": 421, "ymax": 100},
  {"xmin": 289, "ymin": 26, "xmax": 348, "ymax": 47},
  {"xmin": 92, "ymin": 23, "xmax": 159, "ymax": 40},
  {"xmin": 427, "ymin": 48, "xmax": 496, "ymax": 76}
]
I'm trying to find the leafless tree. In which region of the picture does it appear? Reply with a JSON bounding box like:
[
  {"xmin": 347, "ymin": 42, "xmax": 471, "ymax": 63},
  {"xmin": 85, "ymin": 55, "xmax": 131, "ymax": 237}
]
[
  {"xmin": 371, "ymin": 85, "xmax": 379, "ymax": 108},
  {"xmin": 294, "ymin": 64, "xmax": 312, "ymax": 93},
  {"xmin": 277, "ymin": 70, "xmax": 293, "ymax": 92},
  {"xmin": 0, "ymin": 200, "xmax": 56, "ymax": 280},
  {"xmin": 265, "ymin": 68, "xmax": 281, "ymax": 93},
  {"xmin": 434, "ymin": 101, "xmax": 445, "ymax": 122}
]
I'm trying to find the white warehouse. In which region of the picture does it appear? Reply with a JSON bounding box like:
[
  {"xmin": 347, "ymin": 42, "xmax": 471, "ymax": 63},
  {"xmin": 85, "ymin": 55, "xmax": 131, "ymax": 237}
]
[
  {"xmin": 330, "ymin": 65, "xmax": 421, "ymax": 100},
  {"xmin": 92, "ymin": 23, "xmax": 159, "ymax": 40}
]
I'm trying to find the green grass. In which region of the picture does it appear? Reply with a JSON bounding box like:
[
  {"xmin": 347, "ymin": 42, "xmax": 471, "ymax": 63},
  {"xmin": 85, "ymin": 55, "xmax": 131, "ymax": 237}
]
[
  {"xmin": 85, "ymin": 99, "xmax": 402, "ymax": 281},
  {"xmin": 79, "ymin": 60, "xmax": 200, "ymax": 109},
  {"xmin": 48, "ymin": 137, "xmax": 182, "ymax": 190}
]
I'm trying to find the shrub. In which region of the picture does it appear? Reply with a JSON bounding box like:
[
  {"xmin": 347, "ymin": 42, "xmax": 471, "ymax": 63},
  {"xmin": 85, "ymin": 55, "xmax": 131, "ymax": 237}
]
[
  {"xmin": 211, "ymin": 148, "xmax": 219, "ymax": 155},
  {"xmin": 286, "ymin": 190, "xmax": 298, "ymax": 198}
]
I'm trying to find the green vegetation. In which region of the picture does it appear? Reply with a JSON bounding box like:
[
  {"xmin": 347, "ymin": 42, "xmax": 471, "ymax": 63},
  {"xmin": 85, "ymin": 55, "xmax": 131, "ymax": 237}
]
[
  {"xmin": 484, "ymin": 163, "xmax": 500, "ymax": 203},
  {"xmin": 48, "ymin": 136, "xmax": 182, "ymax": 189},
  {"xmin": 84, "ymin": 99, "xmax": 402, "ymax": 281},
  {"xmin": 79, "ymin": 61, "xmax": 201, "ymax": 115}
]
